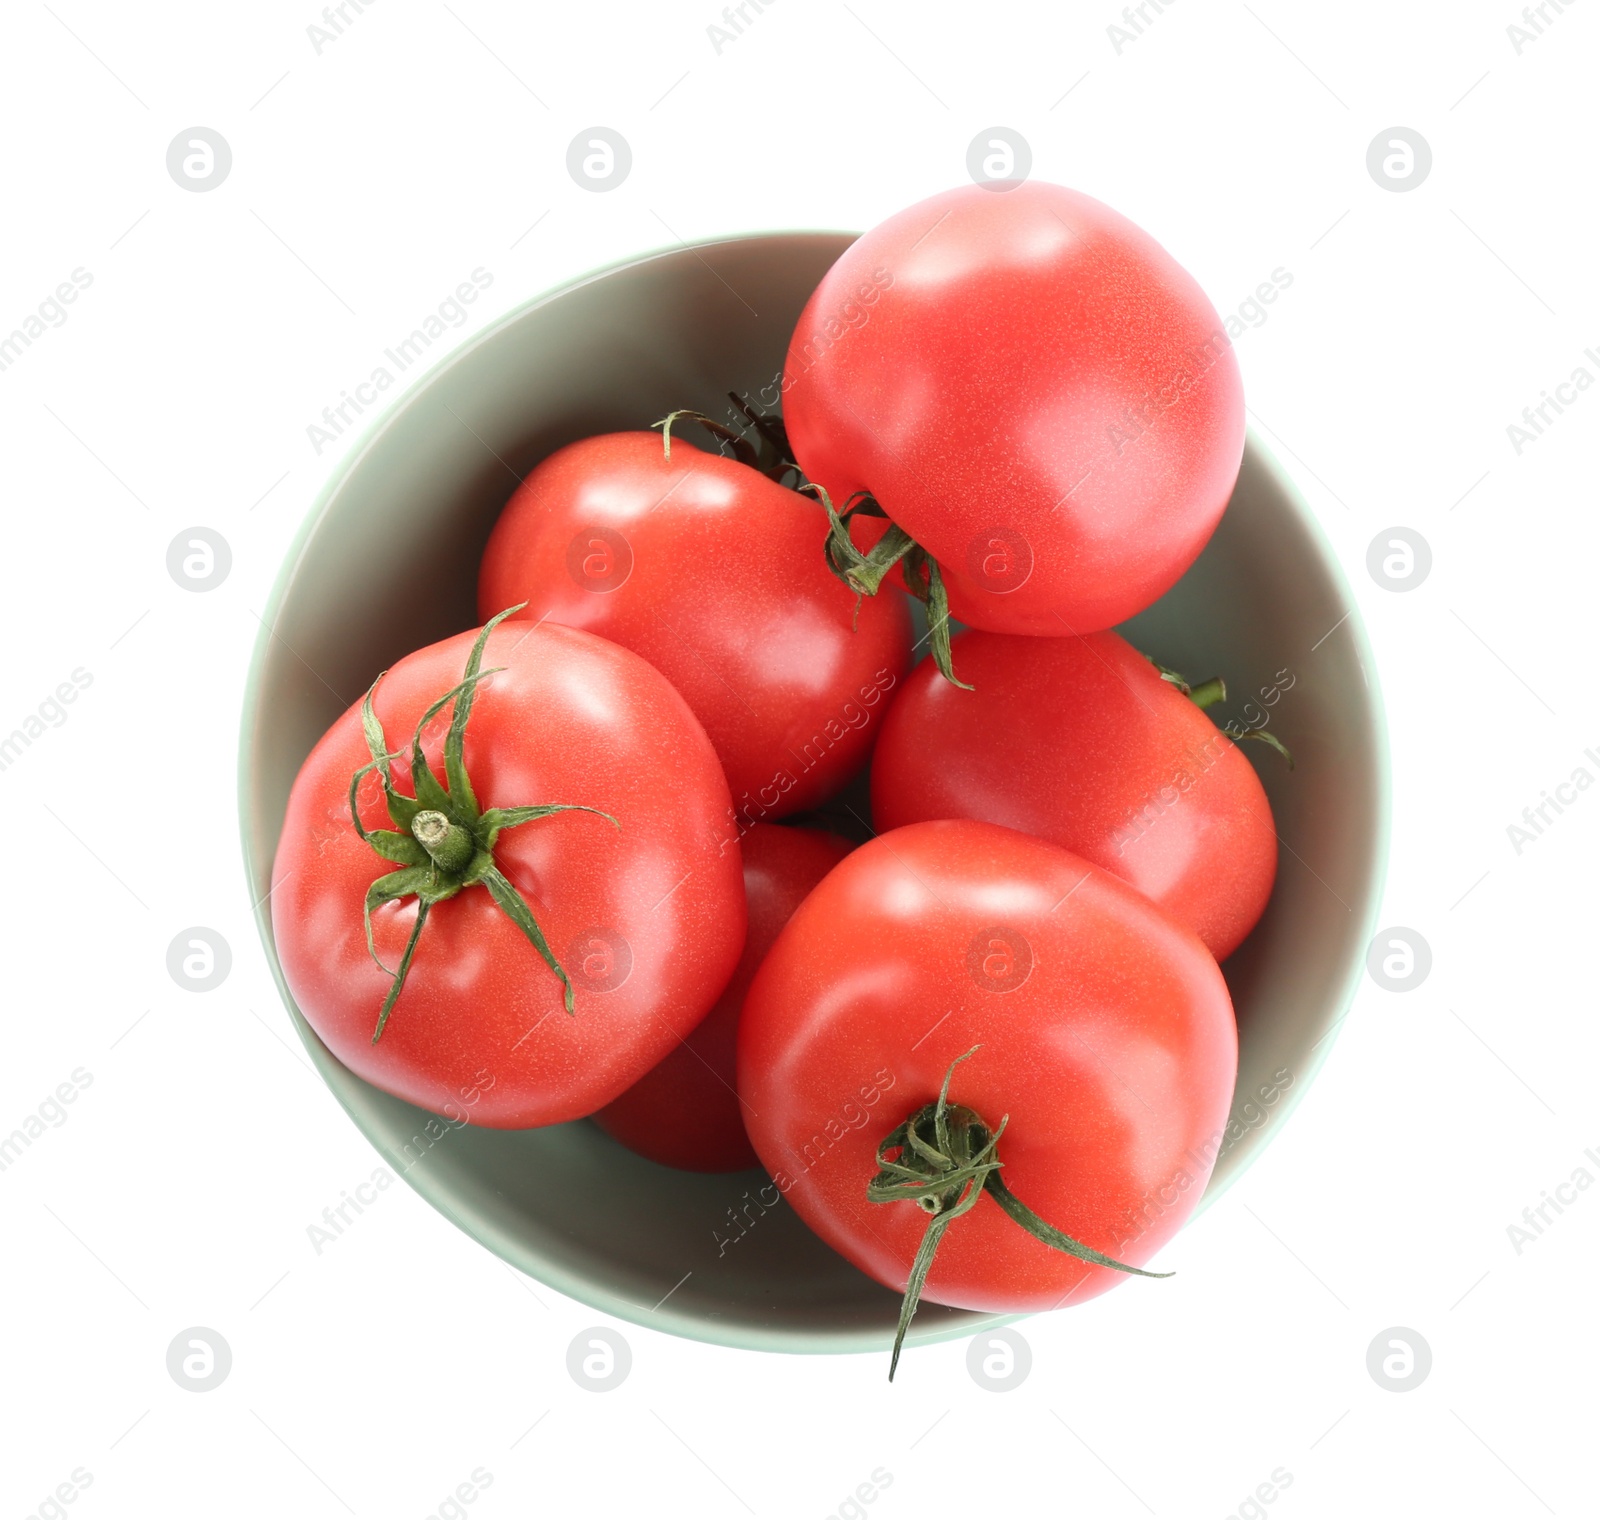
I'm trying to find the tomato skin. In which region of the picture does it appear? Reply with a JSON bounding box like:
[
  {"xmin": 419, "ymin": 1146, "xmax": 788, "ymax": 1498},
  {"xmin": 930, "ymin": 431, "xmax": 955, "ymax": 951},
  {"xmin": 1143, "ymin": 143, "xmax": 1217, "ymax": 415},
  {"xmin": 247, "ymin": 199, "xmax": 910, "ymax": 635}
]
[
  {"xmin": 593, "ymin": 823, "xmax": 854, "ymax": 1172},
  {"xmin": 738, "ymin": 820, "xmax": 1236, "ymax": 1314},
  {"xmin": 872, "ymin": 631, "xmax": 1277, "ymax": 960},
  {"xmin": 478, "ymin": 432, "xmax": 912, "ymax": 822},
  {"xmin": 783, "ymin": 182, "xmax": 1245, "ymax": 636},
  {"xmin": 271, "ymin": 622, "xmax": 746, "ymax": 1129}
]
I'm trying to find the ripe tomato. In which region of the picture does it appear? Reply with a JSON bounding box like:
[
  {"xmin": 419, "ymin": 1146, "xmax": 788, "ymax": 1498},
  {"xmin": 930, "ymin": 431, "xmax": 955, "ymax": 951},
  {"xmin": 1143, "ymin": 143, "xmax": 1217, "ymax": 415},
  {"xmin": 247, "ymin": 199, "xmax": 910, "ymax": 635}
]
[
  {"xmin": 271, "ymin": 613, "xmax": 746, "ymax": 1129},
  {"xmin": 478, "ymin": 429, "xmax": 911, "ymax": 825},
  {"xmin": 783, "ymin": 182, "xmax": 1244, "ymax": 645},
  {"xmin": 872, "ymin": 631, "xmax": 1279, "ymax": 960},
  {"xmin": 593, "ymin": 822, "xmax": 854, "ymax": 1172},
  {"xmin": 738, "ymin": 820, "xmax": 1236, "ymax": 1374}
]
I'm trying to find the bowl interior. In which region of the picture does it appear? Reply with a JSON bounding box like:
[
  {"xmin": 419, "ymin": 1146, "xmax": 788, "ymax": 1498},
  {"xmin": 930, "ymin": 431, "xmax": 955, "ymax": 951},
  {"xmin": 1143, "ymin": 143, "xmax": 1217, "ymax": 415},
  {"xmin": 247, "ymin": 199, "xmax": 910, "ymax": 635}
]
[{"xmin": 240, "ymin": 232, "xmax": 1387, "ymax": 1354}]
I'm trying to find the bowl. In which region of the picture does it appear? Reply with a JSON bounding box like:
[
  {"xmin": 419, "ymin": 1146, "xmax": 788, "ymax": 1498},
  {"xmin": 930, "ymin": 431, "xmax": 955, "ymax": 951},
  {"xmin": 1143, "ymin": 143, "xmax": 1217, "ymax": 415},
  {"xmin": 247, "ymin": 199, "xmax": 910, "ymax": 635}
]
[{"xmin": 239, "ymin": 231, "xmax": 1389, "ymax": 1355}]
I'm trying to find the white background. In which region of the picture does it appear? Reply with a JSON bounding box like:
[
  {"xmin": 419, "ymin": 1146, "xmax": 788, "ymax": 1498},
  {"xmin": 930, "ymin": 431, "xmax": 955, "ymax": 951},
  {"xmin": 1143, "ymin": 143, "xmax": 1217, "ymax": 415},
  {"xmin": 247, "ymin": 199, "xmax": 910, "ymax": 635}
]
[{"xmin": 2, "ymin": 2, "xmax": 1596, "ymax": 1516}]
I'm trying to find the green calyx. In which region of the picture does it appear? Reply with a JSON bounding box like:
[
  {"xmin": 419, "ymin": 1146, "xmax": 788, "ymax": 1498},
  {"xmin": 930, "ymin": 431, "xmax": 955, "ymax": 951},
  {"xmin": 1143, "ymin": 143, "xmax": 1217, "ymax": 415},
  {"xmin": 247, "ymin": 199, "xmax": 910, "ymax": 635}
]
[
  {"xmin": 806, "ymin": 484, "xmax": 972, "ymax": 691},
  {"xmin": 1155, "ymin": 661, "xmax": 1294, "ymax": 768},
  {"xmin": 868, "ymin": 1047, "xmax": 1169, "ymax": 1381},
  {"xmin": 347, "ymin": 604, "xmax": 618, "ymax": 1044},
  {"xmin": 652, "ymin": 394, "xmax": 801, "ymax": 485},
  {"xmin": 1228, "ymin": 720, "xmax": 1294, "ymax": 767}
]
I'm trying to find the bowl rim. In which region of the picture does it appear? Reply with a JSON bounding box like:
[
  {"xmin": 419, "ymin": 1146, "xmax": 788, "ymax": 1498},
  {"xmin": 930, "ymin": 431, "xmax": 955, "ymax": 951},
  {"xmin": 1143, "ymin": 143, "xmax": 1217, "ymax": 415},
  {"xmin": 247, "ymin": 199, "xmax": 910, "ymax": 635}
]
[
  {"xmin": 238, "ymin": 229, "xmax": 1391, "ymax": 1354},
  {"xmin": 1185, "ymin": 428, "xmax": 1392, "ymax": 1218}
]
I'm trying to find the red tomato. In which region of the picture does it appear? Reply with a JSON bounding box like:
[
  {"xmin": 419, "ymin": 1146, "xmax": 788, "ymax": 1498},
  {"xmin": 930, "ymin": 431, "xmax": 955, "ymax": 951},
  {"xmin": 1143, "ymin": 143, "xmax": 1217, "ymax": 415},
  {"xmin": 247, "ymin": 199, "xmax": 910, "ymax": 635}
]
[
  {"xmin": 478, "ymin": 431, "xmax": 911, "ymax": 824},
  {"xmin": 783, "ymin": 182, "xmax": 1245, "ymax": 638},
  {"xmin": 593, "ymin": 822, "xmax": 854, "ymax": 1172},
  {"xmin": 739, "ymin": 820, "xmax": 1236, "ymax": 1371},
  {"xmin": 271, "ymin": 615, "xmax": 746, "ymax": 1129},
  {"xmin": 872, "ymin": 631, "xmax": 1278, "ymax": 960}
]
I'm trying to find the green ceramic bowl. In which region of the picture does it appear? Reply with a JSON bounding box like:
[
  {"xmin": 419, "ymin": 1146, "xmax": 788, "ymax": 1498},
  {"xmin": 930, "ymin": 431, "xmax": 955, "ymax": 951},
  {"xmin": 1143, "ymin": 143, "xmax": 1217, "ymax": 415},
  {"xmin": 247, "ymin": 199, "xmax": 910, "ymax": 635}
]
[{"xmin": 239, "ymin": 232, "xmax": 1389, "ymax": 1355}]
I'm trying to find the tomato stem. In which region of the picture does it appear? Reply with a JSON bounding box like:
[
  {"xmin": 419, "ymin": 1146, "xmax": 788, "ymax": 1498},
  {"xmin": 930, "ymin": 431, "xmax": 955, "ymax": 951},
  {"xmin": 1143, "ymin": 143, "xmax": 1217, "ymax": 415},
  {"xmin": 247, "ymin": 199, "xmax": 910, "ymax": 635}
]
[
  {"xmin": 1150, "ymin": 657, "xmax": 1293, "ymax": 767},
  {"xmin": 654, "ymin": 409, "xmax": 748, "ymax": 463},
  {"xmin": 805, "ymin": 484, "xmax": 972, "ymax": 690},
  {"xmin": 1154, "ymin": 663, "xmax": 1226, "ymax": 710},
  {"xmin": 411, "ymin": 810, "xmax": 475, "ymax": 873},
  {"xmin": 724, "ymin": 390, "xmax": 800, "ymax": 482},
  {"xmin": 652, "ymin": 405, "xmax": 800, "ymax": 485},
  {"xmin": 868, "ymin": 1045, "xmax": 1171, "ymax": 1380},
  {"xmin": 347, "ymin": 605, "xmax": 619, "ymax": 1043}
]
